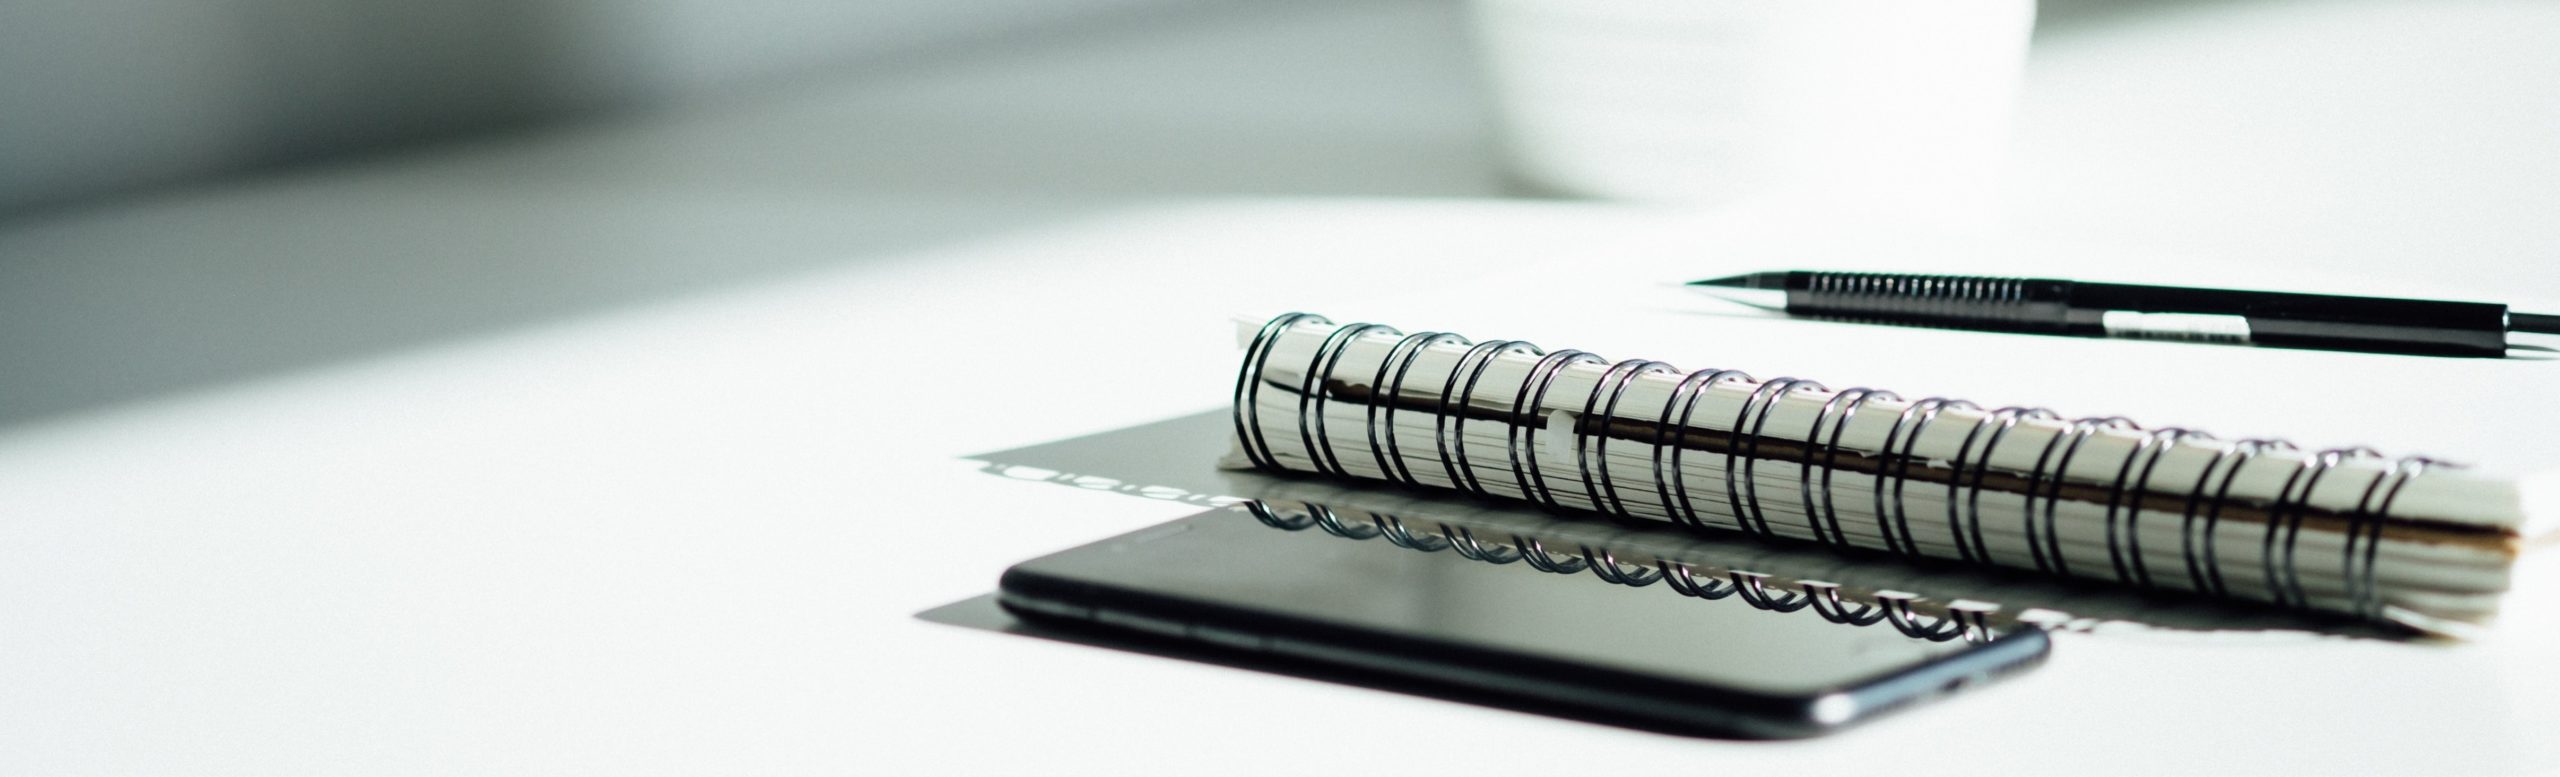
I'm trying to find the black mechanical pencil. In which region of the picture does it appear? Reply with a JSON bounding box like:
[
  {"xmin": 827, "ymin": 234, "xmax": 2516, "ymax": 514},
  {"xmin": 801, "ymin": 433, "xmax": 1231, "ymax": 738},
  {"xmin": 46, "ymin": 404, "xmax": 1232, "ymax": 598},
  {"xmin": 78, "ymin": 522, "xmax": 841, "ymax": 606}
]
[{"xmin": 1688, "ymin": 270, "xmax": 2560, "ymax": 357}]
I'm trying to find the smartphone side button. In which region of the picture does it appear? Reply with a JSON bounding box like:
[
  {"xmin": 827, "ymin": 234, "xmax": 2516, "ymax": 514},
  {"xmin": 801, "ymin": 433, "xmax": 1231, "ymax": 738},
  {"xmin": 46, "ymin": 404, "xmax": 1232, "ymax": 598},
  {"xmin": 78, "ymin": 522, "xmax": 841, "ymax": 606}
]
[
  {"xmin": 998, "ymin": 594, "xmax": 1092, "ymax": 621},
  {"xmin": 1094, "ymin": 608, "xmax": 1187, "ymax": 639},
  {"xmin": 1189, "ymin": 624, "xmax": 1268, "ymax": 652}
]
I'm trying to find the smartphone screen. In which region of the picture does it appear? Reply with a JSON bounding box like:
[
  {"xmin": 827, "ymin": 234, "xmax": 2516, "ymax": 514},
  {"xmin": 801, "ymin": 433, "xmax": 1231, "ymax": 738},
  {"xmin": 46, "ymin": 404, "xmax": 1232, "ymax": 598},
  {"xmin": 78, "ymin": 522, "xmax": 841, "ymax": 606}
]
[{"xmin": 999, "ymin": 502, "xmax": 2047, "ymax": 737}]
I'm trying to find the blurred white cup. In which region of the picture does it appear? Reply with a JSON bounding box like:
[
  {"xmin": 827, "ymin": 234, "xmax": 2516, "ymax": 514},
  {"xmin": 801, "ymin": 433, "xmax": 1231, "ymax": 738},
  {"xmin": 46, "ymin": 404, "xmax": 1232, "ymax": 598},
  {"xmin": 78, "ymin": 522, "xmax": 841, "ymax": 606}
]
[{"xmin": 1471, "ymin": 0, "xmax": 2037, "ymax": 227}]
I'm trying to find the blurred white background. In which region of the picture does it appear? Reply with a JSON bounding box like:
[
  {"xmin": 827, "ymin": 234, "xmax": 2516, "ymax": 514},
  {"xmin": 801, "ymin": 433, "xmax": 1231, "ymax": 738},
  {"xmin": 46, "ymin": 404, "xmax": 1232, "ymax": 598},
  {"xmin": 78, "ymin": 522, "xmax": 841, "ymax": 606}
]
[
  {"xmin": 0, "ymin": 0, "xmax": 1184, "ymax": 214},
  {"xmin": 3, "ymin": 0, "xmax": 2556, "ymax": 428},
  {"xmin": 6, "ymin": 0, "xmax": 2558, "ymax": 426}
]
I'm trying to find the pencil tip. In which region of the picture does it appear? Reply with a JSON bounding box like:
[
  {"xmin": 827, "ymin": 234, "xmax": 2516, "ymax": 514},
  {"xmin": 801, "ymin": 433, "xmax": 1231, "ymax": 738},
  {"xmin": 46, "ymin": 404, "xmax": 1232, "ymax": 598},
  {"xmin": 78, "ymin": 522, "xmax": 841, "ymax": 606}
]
[
  {"xmin": 1688, "ymin": 272, "xmax": 1787, "ymax": 290},
  {"xmin": 1684, "ymin": 272, "xmax": 1790, "ymax": 311}
]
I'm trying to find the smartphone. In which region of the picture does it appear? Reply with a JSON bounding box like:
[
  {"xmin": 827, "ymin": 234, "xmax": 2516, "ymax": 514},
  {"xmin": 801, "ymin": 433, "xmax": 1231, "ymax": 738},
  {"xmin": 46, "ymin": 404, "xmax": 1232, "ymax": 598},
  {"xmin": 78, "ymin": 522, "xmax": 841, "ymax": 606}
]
[{"xmin": 998, "ymin": 502, "xmax": 2048, "ymax": 738}]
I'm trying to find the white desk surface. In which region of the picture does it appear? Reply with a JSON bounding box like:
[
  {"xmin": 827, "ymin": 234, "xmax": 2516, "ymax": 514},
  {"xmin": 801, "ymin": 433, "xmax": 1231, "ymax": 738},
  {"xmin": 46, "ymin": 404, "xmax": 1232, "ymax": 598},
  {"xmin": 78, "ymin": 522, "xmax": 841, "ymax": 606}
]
[{"xmin": 4, "ymin": 1, "xmax": 2558, "ymax": 774}]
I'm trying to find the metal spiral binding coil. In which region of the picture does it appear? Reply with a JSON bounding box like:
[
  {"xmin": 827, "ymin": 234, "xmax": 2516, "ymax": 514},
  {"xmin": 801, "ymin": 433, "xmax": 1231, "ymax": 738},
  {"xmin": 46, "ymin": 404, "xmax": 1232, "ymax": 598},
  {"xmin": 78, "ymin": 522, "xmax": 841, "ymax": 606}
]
[
  {"xmin": 1802, "ymin": 387, "xmax": 1898, "ymax": 550},
  {"xmin": 2024, "ymin": 416, "xmax": 2135, "ymax": 577},
  {"xmin": 1579, "ymin": 359, "xmax": 1676, "ymax": 523},
  {"xmin": 1236, "ymin": 314, "xmax": 2466, "ymax": 623},
  {"xmin": 1507, "ymin": 350, "xmax": 1602, "ymax": 511},
  {"xmin": 1239, "ymin": 499, "xmax": 1314, "ymax": 531},
  {"xmin": 1368, "ymin": 331, "xmax": 1467, "ymax": 486},
  {"xmin": 1659, "ymin": 561, "xmax": 1739, "ymax": 600},
  {"xmin": 1878, "ymin": 594, "xmax": 1992, "ymax": 641},
  {"xmin": 1306, "ymin": 503, "xmax": 1381, "ymax": 540},
  {"xmin": 2181, "ymin": 438, "xmax": 2292, "ymax": 598},
  {"xmin": 1232, "ymin": 312, "xmax": 1328, "ymax": 470},
  {"xmin": 1435, "ymin": 339, "xmax": 1536, "ymax": 496},
  {"xmin": 1300, "ymin": 322, "xmax": 1397, "ymax": 478},
  {"xmin": 1949, "ymin": 406, "xmax": 2058, "ymax": 565},
  {"xmin": 1729, "ymin": 571, "xmax": 1813, "ymax": 612},
  {"xmin": 1239, "ymin": 500, "xmax": 1989, "ymax": 642},
  {"xmin": 1800, "ymin": 581, "xmax": 1890, "ymax": 626},
  {"xmin": 1580, "ymin": 545, "xmax": 1661, "ymax": 586},
  {"xmin": 1442, "ymin": 524, "xmax": 1522, "ymax": 563},
  {"xmin": 1513, "ymin": 535, "xmax": 1587, "ymax": 574},
  {"xmin": 1730, "ymin": 377, "xmax": 1824, "ymax": 539},
  {"xmin": 1653, "ymin": 367, "xmax": 1753, "ymax": 534},
  {"xmin": 2346, "ymin": 457, "xmax": 2433, "ymax": 619},
  {"xmin": 2101, "ymin": 426, "xmax": 2202, "ymax": 588},
  {"xmin": 1375, "ymin": 512, "xmax": 1450, "ymax": 551},
  {"xmin": 2262, "ymin": 448, "xmax": 2375, "ymax": 609},
  {"xmin": 1874, "ymin": 397, "xmax": 1977, "ymax": 559}
]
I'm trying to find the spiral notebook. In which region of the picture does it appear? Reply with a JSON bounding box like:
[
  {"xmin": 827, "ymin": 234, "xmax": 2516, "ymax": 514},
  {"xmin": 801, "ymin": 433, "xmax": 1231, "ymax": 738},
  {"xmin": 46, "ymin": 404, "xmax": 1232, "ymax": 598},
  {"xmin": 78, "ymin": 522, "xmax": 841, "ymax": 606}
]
[{"xmin": 1226, "ymin": 312, "xmax": 2549, "ymax": 633}]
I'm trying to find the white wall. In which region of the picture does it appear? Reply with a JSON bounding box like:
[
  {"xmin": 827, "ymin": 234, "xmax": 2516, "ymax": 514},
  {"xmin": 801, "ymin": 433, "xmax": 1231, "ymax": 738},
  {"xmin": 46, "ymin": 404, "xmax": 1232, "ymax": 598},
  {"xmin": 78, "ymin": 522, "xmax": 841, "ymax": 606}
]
[{"xmin": 0, "ymin": 0, "xmax": 1187, "ymax": 216}]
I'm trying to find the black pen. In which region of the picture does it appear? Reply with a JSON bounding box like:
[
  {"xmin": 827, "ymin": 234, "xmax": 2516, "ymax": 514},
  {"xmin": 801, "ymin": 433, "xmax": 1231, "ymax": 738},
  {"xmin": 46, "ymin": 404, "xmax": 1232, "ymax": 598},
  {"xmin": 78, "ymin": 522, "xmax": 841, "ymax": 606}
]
[{"xmin": 1688, "ymin": 271, "xmax": 2560, "ymax": 357}]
